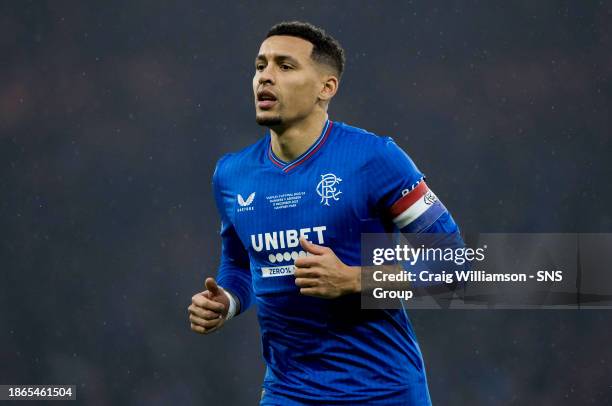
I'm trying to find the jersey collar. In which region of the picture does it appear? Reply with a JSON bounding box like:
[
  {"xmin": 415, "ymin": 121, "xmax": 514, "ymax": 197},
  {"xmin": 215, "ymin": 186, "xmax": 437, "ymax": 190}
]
[{"xmin": 268, "ymin": 119, "xmax": 333, "ymax": 173}]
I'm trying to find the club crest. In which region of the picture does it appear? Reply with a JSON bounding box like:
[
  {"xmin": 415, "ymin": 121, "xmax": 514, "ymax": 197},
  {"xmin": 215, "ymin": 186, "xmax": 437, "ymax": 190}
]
[{"xmin": 316, "ymin": 173, "xmax": 342, "ymax": 206}]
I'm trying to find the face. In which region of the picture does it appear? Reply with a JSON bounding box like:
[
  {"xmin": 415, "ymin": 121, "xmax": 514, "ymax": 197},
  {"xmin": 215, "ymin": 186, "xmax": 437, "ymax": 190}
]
[{"xmin": 253, "ymin": 35, "xmax": 327, "ymax": 128}]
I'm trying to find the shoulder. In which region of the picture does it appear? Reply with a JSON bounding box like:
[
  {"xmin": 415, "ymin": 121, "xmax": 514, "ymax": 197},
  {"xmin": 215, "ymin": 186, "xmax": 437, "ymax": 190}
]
[
  {"xmin": 333, "ymin": 121, "xmax": 423, "ymax": 185},
  {"xmin": 213, "ymin": 137, "xmax": 267, "ymax": 184},
  {"xmin": 332, "ymin": 121, "xmax": 409, "ymax": 161}
]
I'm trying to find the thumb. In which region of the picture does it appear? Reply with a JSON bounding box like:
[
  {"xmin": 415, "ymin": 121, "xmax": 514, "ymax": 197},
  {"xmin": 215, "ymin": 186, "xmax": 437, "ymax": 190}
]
[
  {"xmin": 300, "ymin": 237, "xmax": 327, "ymax": 255},
  {"xmin": 205, "ymin": 277, "xmax": 220, "ymax": 295}
]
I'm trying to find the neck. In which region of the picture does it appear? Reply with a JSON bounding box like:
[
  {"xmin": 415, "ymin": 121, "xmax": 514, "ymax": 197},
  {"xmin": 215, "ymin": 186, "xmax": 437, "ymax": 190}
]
[{"xmin": 269, "ymin": 111, "xmax": 329, "ymax": 162}]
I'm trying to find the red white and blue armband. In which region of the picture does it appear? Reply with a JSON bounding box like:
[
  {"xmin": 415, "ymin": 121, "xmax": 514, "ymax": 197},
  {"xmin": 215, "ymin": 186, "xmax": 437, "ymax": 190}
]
[{"xmin": 389, "ymin": 181, "xmax": 448, "ymax": 233}]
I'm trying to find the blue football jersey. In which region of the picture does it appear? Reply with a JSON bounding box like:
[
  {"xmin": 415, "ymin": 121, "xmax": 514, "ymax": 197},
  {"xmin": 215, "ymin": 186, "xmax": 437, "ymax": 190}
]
[{"xmin": 213, "ymin": 119, "xmax": 460, "ymax": 405}]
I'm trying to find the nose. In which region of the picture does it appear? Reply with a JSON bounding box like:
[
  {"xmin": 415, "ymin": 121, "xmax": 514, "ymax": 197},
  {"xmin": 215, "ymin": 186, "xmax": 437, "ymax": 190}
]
[{"xmin": 258, "ymin": 66, "xmax": 275, "ymax": 85}]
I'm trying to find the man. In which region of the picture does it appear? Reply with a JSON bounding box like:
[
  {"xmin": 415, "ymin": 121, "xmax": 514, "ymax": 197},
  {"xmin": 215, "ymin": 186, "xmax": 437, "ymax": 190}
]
[{"xmin": 188, "ymin": 21, "xmax": 461, "ymax": 405}]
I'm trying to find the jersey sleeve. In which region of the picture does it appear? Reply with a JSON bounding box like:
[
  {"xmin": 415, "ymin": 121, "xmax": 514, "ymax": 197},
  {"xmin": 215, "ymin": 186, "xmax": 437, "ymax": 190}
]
[
  {"xmin": 368, "ymin": 137, "xmax": 466, "ymax": 291},
  {"xmin": 212, "ymin": 156, "xmax": 255, "ymax": 315},
  {"xmin": 369, "ymin": 137, "xmax": 457, "ymax": 234}
]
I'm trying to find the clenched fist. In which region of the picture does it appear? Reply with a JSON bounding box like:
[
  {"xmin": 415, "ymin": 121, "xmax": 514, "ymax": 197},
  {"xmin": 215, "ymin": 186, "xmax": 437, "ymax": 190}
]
[{"xmin": 188, "ymin": 277, "xmax": 229, "ymax": 334}]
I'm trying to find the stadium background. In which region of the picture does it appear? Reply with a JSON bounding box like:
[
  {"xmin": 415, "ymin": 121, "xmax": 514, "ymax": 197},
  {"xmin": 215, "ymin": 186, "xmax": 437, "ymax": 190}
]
[{"xmin": 1, "ymin": 1, "xmax": 611, "ymax": 404}]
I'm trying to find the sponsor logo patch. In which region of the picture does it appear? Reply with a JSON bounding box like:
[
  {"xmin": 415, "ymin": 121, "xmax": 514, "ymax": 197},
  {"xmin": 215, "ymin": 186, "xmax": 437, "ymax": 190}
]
[
  {"xmin": 261, "ymin": 265, "xmax": 296, "ymax": 277},
  {"xmin": 237, "ymin": 192, "xmax": 255, "ymax": 212}
]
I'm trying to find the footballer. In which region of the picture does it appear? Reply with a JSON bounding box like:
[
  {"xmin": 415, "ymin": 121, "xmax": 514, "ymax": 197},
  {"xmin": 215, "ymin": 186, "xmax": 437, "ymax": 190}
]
[{"xmin": 188, "ymin": 21, "xmax": 463, "ymax": 405}]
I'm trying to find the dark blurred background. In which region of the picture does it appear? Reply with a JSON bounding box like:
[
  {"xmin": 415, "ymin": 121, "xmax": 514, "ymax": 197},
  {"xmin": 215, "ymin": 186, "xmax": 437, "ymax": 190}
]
[{"xmin": 1, "ymin": 1, "xmax": 611, "ymax": 405}]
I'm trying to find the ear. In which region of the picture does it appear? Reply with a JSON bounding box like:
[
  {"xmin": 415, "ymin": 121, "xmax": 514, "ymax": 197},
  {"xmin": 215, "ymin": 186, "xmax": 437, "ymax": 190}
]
[{"xmin": 318, "ymin": 75, "xmax": 339, "ymax": 102}]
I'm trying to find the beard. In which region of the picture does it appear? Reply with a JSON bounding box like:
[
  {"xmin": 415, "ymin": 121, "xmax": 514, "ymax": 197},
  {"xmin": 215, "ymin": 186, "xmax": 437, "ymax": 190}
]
[{"xmin": 255, "ymin": 113, "xmax": 283, "ymax": 127}]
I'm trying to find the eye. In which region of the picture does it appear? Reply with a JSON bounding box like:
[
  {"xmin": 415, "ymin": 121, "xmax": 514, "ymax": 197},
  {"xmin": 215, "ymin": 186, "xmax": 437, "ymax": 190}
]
[
  {"xmin": 280, "ymin": 64, "xmax": 293, "ymax": 71},
  {"xmin": 255, "ymin": 63, "xmax": 265, "ymax": 71}
]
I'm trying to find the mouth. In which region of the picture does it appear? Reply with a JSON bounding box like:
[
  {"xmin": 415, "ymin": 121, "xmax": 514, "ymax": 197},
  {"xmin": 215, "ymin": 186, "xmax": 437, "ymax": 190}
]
[{"xmin": 256, "ymin": 89, "xmax": 278, "ymax": 110}]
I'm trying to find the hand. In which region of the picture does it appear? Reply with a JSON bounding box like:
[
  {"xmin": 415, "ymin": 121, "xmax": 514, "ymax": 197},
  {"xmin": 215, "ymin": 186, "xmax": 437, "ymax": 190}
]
[
  {"xmin": 294, "ymin": 237, "xmax": 361, "ymax": 299},
  {"xmin": 188, "ymin": 277, "xmax": 229, "ymax": 334}
]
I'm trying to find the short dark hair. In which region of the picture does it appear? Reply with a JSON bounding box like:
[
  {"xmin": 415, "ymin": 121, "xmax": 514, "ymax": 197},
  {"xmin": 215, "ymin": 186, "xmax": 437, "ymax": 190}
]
[{"xmin": 266, "ymin": 21, "xmax": 345, "ymax": 79}]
